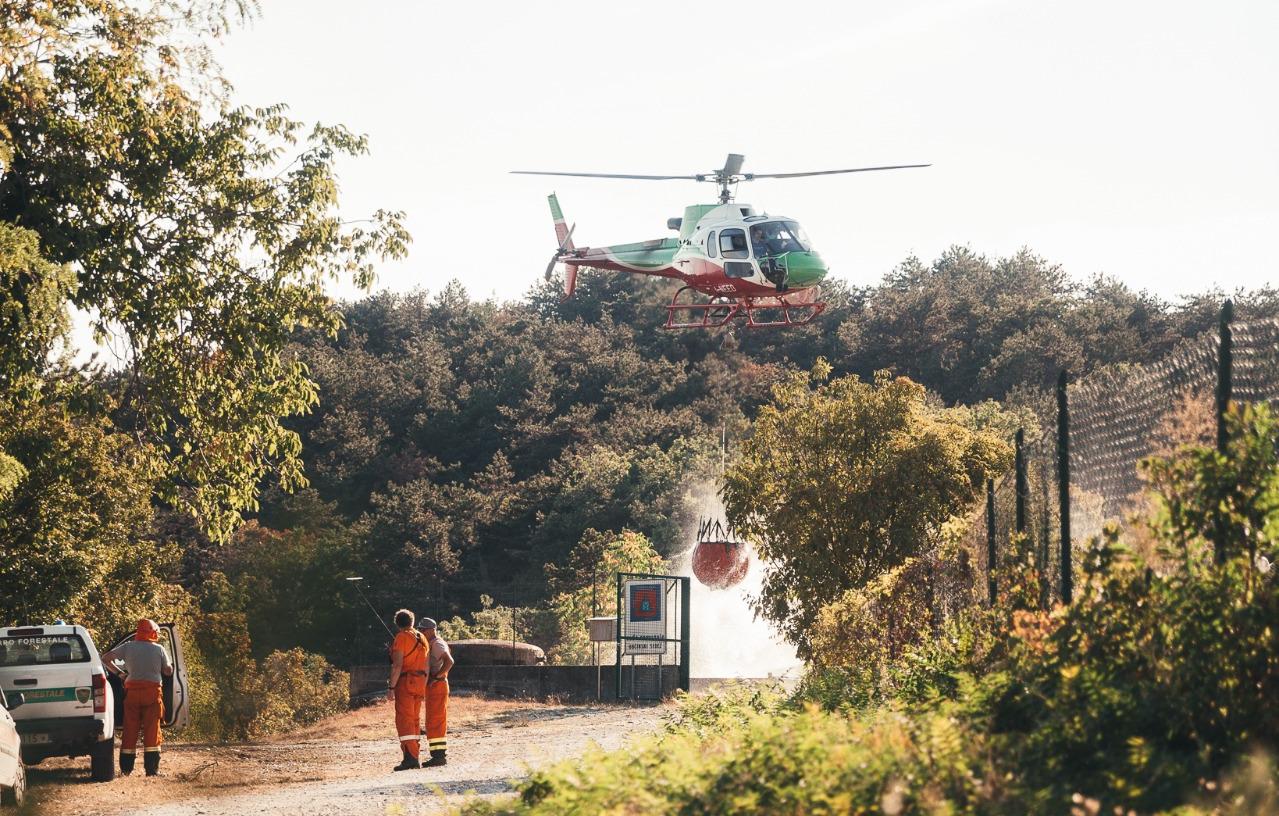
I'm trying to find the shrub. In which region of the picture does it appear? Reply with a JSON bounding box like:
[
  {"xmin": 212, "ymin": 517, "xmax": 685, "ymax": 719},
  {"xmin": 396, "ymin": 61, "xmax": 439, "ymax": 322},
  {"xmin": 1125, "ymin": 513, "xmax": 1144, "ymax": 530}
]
[
  {"xmin": 809, "ymin": 550, "xmax": 976, "ymax": 672},
  {"xmin": 187, "ymin": 611, "xmax": 349, "ymax": 740},
  {"xmin": 461, "ymin": 702, "xmax": 992, "ymax": 815}
]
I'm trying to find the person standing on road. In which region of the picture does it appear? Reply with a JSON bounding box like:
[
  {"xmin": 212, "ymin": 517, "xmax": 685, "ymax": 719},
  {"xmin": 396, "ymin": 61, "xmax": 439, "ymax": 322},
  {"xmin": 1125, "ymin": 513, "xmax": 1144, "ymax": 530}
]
[
  {"xmin": 388, "ymin": 609, "xmax": 429, "ymax": 770},
  {"xmin": 102, "ymin": 619, "xmax": 172, "ymax": 776},
  {"xmin": 420, "ymin": 618, "xmax": 453, "ymax": 767}
]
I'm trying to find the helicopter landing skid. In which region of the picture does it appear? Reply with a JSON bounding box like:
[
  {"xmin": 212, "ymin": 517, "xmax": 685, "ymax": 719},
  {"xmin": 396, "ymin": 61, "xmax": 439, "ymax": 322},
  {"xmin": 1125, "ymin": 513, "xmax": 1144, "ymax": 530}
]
[{"xmin": 663, "ymin": 286, "xmax": 826, "ymax": 330}]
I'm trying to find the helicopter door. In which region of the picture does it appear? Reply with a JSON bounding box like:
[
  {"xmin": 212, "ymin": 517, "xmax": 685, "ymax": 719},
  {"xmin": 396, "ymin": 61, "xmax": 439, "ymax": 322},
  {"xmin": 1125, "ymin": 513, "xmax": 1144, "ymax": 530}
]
[{"xmin": 718, "ymin": 229, "xmax": 754, "ymax": 279}]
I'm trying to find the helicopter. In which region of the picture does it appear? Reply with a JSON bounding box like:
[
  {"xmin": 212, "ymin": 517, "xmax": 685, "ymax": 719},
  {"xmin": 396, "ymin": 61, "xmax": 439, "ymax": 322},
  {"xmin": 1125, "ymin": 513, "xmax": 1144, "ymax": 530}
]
[{"xmin": 513, "ymin": 154, "xmax": 927, "ymax": 329}]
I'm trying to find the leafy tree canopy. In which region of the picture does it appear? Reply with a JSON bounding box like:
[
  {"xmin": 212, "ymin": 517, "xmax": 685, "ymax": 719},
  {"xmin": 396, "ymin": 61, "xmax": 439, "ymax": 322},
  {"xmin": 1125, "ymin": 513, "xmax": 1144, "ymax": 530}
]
[
  {"xmin": 0, "ymin": 0, "xmax": 409, "ymax": 539},
  {"xmin": 723, "ymin": 364, "xmax": 1011, "ymax": 654}
]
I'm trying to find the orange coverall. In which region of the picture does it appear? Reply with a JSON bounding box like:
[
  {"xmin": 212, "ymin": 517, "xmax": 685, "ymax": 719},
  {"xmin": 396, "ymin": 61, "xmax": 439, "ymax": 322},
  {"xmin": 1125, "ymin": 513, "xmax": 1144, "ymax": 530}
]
[
  {"xmin": 120, "ymin": 680, "xmax": 164, "ymax": 758},
  {"xmin": 425, "ymin": 637, "xmax": 449, "ymax": 756},
  {"xmin": 392, "ymin": 630, "xmax": 429, "ymax": 759}
]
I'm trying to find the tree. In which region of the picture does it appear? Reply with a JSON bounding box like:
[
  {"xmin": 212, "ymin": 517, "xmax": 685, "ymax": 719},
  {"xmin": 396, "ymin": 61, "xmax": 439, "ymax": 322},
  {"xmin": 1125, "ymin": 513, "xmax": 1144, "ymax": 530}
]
[
  {"xmin": 0, "ymin": 399, "xmax": 172, "ymax": 633},
  {"xmin": 722, "ymin": 364, "xmax": 1010, "ymax": 655},
  {"xmin": 1, "ymin": 0, "xmax": 409, "ymax": 539}
]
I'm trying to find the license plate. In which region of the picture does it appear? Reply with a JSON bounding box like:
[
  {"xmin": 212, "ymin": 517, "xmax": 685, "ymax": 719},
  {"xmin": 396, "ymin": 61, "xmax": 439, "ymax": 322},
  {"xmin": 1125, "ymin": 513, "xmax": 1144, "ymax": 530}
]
[{"xmin": 23, "ymin": 733, "xmax": 50, "ymax": 745}]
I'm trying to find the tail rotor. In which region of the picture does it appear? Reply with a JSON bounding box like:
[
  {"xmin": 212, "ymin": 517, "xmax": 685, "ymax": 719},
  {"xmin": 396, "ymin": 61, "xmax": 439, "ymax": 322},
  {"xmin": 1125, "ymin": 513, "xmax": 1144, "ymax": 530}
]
[{"xmin": 544, "ymin": 222, "xmax": 576, "ymax": 280}]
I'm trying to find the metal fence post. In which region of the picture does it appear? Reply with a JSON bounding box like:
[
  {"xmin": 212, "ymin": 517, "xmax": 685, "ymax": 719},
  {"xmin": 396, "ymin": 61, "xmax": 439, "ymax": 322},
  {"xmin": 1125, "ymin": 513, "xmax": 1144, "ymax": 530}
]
[
  {"xmin": 1215, "ymin": 299, "xmax": 1234, "ymax": 565},
  {"xmin": 678, "ymin": 577, "xmax": 690, "ymax": 693},
  {"xmin": 986, "ymin": 478, "xmax": 997, "ymax": 605},
  {"xmin": 1015, "ymin": 428, "xmax": 1027, "ymax": 536},
  {"xmin": 1057, "ymin": 370, "xmax": 1072, "ymax": 604},
  {"xmin": 614, "ymin": 573, "xmax": 622, "ymax": 701}
]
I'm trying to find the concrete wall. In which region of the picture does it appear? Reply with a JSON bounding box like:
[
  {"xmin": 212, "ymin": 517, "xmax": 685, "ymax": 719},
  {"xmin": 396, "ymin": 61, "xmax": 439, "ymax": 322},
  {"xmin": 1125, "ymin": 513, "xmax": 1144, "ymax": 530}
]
[{"xmin": 349, "ymin": 663, "xmax": 683, "ymax": 703}]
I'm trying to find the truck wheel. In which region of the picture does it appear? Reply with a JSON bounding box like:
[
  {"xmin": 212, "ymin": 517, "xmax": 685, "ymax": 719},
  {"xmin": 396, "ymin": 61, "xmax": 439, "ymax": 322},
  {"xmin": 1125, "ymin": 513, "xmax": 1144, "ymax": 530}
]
[
  {"xmin": 1, "ymin": 762, "xmax": 24, "ymax": 806},
  {"xmin": 90, "ymin": 738, "xmax": 115, "ymax": 782}
]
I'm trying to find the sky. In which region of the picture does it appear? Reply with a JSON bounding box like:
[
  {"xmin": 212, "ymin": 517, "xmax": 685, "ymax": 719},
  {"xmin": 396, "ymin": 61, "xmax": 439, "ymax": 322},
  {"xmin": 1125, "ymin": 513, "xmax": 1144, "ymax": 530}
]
[{"xmin": 215, "ymin": 0, "xmax": 1279, "ymax": 304}]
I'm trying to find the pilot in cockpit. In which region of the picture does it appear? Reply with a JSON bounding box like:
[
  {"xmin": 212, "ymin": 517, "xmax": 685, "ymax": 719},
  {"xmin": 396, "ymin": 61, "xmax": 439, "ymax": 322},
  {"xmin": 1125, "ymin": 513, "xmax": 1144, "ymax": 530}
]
[{"xmin": 751, "ymin": 225, "xmax": 772, "ymax": 259}]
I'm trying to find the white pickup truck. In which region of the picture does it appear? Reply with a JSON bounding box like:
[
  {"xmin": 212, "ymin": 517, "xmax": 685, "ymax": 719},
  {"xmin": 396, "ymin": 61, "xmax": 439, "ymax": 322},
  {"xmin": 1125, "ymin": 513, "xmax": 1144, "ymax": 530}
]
[
  {"xmin": 0, "ymin": 623, "xmax": 189, "ymax": 782},
  {"xmin": 0, "ymin": 687, "xmax": 25, "ymax": 806}
]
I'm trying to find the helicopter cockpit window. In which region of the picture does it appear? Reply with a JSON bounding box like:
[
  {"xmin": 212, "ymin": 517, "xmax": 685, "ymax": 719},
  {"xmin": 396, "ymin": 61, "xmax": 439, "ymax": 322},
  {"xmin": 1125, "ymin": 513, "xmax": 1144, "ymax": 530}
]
[
  {"xmin": 719, "ymin": 228, "xmax": 748, "ymax": 259},
  {"xmin": 750, "ymin": 221, "xmax": 810, "ymax": 257},
  {"xmin": 706, "ymin": 230, "xmax": 717, "ymax": 259}
]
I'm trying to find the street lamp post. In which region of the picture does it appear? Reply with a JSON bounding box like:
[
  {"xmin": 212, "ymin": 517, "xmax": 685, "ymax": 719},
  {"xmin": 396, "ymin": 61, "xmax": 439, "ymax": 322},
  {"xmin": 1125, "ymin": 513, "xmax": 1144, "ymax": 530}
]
[{"xmin": 346, "ymin": 577, "xmax": 365, "ymax": 669}]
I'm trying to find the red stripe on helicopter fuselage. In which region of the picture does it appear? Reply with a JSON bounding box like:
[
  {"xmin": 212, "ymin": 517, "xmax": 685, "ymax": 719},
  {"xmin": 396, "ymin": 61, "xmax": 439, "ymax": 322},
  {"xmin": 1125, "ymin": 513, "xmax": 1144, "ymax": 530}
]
[
  {"xmin": 565, "ymin": 255, "xmax": 795, "ymax": 298},
  {"xmin": 674, "ymin": 257, "xmax": 794, "ymax": 298}
]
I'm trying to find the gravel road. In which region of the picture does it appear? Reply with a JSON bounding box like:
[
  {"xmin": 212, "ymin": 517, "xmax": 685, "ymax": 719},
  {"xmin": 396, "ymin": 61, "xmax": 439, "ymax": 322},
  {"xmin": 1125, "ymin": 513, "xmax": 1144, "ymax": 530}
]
[{"xmin": 25, "ymin": 697, "xmax": 669, "ymax": 816}]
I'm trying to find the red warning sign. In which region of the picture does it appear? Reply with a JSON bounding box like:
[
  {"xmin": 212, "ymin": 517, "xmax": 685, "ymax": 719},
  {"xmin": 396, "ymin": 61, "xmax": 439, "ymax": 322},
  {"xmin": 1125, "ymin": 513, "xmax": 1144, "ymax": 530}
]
[{"xmin": 628, "ymin": 583, "xmax": 662, "ymax": 622}]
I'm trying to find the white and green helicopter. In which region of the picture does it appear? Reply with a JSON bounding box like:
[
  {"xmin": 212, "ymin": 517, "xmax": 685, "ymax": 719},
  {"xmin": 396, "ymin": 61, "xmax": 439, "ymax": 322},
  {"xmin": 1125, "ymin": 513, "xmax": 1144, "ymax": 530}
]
[{"xmin": 514, "ymin": 154, "xmax": 927, "ymax": 329}]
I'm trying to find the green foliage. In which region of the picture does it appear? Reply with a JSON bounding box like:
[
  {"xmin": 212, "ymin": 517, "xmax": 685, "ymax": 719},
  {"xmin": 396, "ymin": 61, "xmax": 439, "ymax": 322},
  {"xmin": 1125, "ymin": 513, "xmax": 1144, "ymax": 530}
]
[
  {"xmin": 809, "ymin": 551, "xmax": 977, "ymax": 671},
  {"xmin": 836, "ymin": 248, "xmax": 1251, "ymax": 403},
  {"xmin": 0, "ymin": 222, "xmax": 74, "ymax": 393},
  {"xmin": 544, "ymin": 529, "xmax": 665, "ymax": 664},
  {"xmin": 662, "ymin": 680, "xmax": 787, "ymax": 738},
  {"xmin": 0, "ymin": 399, "xmax": 172, "ymax": 635},
  {"xmin": 1143, "ymin": 402, "xmax": 1279, "ymax": 563},
  {"xmin": 250, "ymin": 648, "xmax": 350, "ymax": 736},
  {"xmin": 460, "ymin": 404, "xmax": 1279, "ymax": 815},
  {"xmin": 462, "ymin": 694, "xmax": 991, "ymax": 815},
  {"xmin": 435, "ymin": 595, "xmax": 557, "ymax": 651},
  {"xmin": 196, "ymin": 507, "xmax": 361, "ymax": 658},
  {"xmin": 2, "ymin": 0, "xmax": 408, "ymax": 539},
  {"xmin": 186, "ymin": 611, "xmax": 348, "ymax": 740},
  {"xmin": 723, "ymin": 366, "xmax": 1011, "ymax": 654}
]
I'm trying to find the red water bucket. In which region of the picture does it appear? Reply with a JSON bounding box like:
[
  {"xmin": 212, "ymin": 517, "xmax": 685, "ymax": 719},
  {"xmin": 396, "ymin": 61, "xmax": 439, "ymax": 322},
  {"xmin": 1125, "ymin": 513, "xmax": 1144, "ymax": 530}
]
[{"xmin": 691, "ymin": 539, "xmax": 749, "ymax": 589}]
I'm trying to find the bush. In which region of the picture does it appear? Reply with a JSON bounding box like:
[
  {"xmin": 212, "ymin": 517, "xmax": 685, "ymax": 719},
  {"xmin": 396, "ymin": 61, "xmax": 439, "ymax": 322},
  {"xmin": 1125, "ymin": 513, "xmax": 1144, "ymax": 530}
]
[
  {"xmin": 988, "ymin": 534, "xmax": 1279, "ymax": 812},
  {"xmin": 250, "ymin": 648, "xmax": 349, "ymax": 737},
  {"xmin": 462, "ymin": 700, "xmax": 992, "ymax": 815},
  {"xmin": 809, "ymin": 549, "xmax": 977, "ymax": 671},
  {"xmin": 187, "ymin": 611, "xmax": 349, "ymax": 740}
]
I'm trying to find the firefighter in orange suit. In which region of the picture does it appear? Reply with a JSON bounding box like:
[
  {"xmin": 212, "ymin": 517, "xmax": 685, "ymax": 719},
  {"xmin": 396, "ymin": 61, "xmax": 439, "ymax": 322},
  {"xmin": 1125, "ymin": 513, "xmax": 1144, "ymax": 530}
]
[
  {"xmin": 420, "ymin": 617, "xmax": 453, "ymax": 767},
  {"xmin": 102, "ymin": 619, "xmax": 172, "ymax": 776},
  {"xmin": 388, "ymin": 609, "xmax": 430, "ymax": 770}
]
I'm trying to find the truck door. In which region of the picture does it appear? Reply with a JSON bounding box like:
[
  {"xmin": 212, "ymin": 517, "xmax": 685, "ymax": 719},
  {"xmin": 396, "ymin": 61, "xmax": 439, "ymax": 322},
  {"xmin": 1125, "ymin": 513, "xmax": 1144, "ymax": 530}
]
[
  {"xmin": 0, "ymin": 689, "xmax": 19, "ymax": 789},
  {"xmin": 105, "ymin": 623, "xmax": 190, "ymax": 731}
]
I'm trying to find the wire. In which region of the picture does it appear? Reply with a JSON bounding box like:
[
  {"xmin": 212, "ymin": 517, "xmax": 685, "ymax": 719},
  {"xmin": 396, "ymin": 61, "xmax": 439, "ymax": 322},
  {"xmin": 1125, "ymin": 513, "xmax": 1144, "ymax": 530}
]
[{"xmin": 349, "ymin": 580, "xmax": 394, "ymax": 637}]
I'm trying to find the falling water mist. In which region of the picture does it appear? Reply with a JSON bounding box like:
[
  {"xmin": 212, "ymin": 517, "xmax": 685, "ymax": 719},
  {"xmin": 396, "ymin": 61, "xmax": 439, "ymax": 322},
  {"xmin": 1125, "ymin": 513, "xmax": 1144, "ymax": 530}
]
[{"xmin": 673, "ymin": 483, "xmax": 801, "ymax": 680}]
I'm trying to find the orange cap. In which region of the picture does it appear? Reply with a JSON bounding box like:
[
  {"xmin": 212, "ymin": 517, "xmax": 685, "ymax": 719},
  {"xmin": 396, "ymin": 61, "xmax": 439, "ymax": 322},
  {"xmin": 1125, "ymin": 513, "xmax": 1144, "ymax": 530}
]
[{"xmin": 135, "ymin": 619, "xmax": 160, "ymax": 642}]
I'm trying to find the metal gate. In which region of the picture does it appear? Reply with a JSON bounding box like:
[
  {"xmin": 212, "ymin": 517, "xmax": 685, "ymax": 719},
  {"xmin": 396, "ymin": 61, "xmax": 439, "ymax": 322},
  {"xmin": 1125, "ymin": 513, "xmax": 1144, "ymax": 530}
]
[{"xmin": 615, "ymin": 573, "xmax": 690, "ymax": 701}]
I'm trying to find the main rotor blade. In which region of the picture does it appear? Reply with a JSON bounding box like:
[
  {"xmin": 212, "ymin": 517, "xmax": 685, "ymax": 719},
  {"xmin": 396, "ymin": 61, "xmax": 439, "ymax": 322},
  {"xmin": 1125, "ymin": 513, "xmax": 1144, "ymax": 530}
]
[
  {"xmin": 720, "ymin": 153, "xmax": 745, "ymax": 177},
  {"xmin": 512, "ymin": 171, "xmax": 699, "ymax": 180},
  {"xmin": 747, "ymin": 164, "xmax": 931, "ymax": 179}
]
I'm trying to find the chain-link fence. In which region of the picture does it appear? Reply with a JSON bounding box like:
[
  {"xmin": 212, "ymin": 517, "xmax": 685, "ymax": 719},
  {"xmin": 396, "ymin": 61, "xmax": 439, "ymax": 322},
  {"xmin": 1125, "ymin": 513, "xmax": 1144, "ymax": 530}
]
[{"xmin": 946, "ymin": 303, "xmax": 1279, "ymax": 614}]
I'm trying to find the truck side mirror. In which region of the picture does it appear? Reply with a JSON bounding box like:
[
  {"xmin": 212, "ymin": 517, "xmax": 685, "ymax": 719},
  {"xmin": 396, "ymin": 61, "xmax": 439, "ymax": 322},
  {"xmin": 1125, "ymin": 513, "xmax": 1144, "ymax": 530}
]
[{"xmin": 5, "ymin": 692, "xmax": 23, "ymax": 710}]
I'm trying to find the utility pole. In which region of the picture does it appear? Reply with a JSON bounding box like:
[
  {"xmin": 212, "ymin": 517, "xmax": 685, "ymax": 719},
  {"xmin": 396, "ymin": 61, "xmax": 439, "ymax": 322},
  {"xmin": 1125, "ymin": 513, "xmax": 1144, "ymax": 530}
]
[
  {"xmin": 1214, "ymin": 300, "xmax": 1234, "ymax": 565},
  {"xmin": 1057, "ymin": 370, "xmax": 1072, "ymax": 604}
]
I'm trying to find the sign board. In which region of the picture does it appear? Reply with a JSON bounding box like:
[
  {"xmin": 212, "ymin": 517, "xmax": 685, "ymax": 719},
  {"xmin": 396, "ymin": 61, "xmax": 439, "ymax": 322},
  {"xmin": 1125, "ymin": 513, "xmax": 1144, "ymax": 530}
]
[
  {"xmin": 622, "ymin": 580, "xmax": 667, "ymax": 655},
  {"xmin": 587, "ymin": 616, "xmax": 616, "ymax": 642},
  {"xmin": 627, "ymin": 582, "xmax": 663, "ymax": 622}
]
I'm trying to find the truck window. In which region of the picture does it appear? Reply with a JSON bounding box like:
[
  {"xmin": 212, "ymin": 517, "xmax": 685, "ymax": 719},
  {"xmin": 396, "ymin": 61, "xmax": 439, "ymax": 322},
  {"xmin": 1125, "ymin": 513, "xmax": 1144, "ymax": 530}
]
[{"xmin": 0, "ymin": 635, "xmax": 91, "ymax": 665}]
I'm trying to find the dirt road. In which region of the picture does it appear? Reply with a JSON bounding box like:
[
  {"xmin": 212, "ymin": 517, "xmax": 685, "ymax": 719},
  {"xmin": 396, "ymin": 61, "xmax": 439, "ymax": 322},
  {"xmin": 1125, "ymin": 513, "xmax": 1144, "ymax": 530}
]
[{"xmin": 23, "ymin": 696, "xmax": 670, "ymax": 815}]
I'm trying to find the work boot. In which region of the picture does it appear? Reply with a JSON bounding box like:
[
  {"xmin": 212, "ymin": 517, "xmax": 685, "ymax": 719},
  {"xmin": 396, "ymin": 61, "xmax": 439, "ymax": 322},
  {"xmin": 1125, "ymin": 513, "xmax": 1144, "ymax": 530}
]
[
  {"xmin": 422, "ymin": 750, "xmax": 447, "ymax": 768},
  {"xmin": 143, "ymin": 752, "xmax": 160, "ymax": 777},
  {"xmin": 119, "ymin": 752, "xmax": 135, "ymax": 776},
  {"xmin": 393, "ymin": 749, "xmax": 420, "ymax": 771}
]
